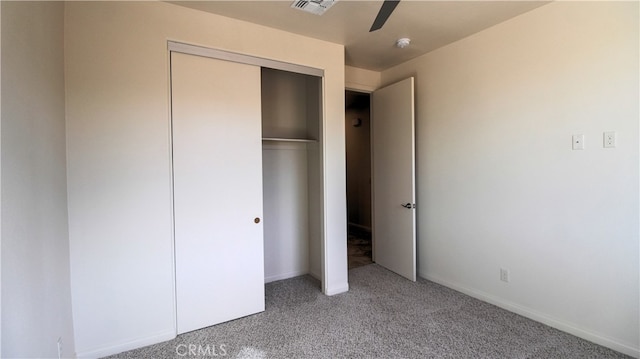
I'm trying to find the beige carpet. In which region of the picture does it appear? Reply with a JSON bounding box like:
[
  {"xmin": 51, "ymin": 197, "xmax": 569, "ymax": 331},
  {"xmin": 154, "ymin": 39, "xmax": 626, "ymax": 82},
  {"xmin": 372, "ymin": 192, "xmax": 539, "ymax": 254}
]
[{"xmin": 106, "ymin": 264, "xmax": 630, "ymax": 359}]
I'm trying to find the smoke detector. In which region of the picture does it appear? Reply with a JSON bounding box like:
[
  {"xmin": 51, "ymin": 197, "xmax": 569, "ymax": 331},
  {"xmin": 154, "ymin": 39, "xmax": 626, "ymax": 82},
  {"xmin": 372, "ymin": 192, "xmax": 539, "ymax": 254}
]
[
  {"xmin": 396, "ymin": 38, "xmax": 411, "ymax": 49},
  {"xmin": 291, "ymin": 0, "xmax": 337, "ymax": 16}
]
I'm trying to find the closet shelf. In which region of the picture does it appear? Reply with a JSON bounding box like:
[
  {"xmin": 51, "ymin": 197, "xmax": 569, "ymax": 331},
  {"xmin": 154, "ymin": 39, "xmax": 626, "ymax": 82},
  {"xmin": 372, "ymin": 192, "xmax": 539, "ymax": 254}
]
[{"xmin": 262, "ymin": 137, "xmax": 318, "ymax": 143}]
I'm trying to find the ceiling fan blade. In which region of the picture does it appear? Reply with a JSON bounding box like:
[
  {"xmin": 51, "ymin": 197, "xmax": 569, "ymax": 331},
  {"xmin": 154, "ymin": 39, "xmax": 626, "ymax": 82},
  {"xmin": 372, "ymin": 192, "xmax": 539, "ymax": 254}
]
[{"xmin": 369, "ymin": 0, "xmax": 400, "ymax": 32}]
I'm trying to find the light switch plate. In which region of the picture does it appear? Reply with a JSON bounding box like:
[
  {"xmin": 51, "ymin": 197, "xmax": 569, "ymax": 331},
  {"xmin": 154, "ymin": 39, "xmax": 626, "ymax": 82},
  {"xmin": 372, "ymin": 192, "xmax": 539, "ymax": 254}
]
[{"xmin": 572, "ymin": 134, "xmax": 585, "ymax": 150}]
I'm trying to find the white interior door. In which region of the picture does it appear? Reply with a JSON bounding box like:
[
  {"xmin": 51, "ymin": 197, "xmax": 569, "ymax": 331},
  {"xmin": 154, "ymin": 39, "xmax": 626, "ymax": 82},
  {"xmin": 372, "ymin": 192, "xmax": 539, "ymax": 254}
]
[
  {"xmin": 372, "ymin": 77, "xmax": 416, "ymax": 281},
  {"xmin": 171, "ymin": 52, "xmax": 265, "ymax": 334}
]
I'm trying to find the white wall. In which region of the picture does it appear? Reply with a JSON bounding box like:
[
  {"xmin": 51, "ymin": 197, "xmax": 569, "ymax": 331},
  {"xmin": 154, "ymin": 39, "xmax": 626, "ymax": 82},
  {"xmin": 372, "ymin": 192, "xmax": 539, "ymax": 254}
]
[
  {"xmin": 382, "ymin": 2, "xmax": 639, "ymax": 356},
  {"xmin": 64, "ymin": 2, "xmax": 347, "ymax": 357},
  {"xmin": 1, "ymin": 2, "xmax": 75, "ymax": 357},
  {"xmin": 263, "ymin": 143, "xmax": 310, "ymax": 282}
]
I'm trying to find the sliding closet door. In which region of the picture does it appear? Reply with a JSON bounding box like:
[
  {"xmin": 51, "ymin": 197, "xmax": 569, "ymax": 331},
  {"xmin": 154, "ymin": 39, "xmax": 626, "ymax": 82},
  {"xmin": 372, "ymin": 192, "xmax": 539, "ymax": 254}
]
[{"xmin": 171, "ymin": 52, "xmax": 264, "ymax": 334}]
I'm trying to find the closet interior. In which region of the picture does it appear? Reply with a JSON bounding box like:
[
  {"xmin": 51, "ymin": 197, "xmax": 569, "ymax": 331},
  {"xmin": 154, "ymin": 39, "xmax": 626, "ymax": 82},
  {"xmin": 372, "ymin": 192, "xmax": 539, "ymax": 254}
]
[{"xmin": 261, "ymin": 67, "xmax": 323, "ymax": 283}]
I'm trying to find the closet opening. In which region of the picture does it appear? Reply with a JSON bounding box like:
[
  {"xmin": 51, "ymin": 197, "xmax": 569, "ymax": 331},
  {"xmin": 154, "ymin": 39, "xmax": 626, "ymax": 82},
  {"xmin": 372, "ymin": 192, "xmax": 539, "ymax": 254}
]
[
  {"xmin": 171, "ymin": 40, "xmax": 329, "ymax": 334},
  {"xmin": 345, "ymin": 90, "xmax": 373, "ymax": 269},
  {"xmin": 262, "ymin": 68, "xmax": 324, "ymax": 285}
]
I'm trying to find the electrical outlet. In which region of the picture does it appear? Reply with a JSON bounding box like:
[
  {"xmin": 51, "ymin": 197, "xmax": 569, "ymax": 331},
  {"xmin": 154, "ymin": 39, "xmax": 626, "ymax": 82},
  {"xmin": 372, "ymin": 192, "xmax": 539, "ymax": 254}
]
[
  {"xmin": 604, "ymin": 131, "xmax": 616, "ymax": 148},
  {"xmin": 500, "ymin": 268, "xmax": 510, "ymax": 283},
  {"xmin": 57, "ymin": 337, "xmax": 63, "ymax": 359}
]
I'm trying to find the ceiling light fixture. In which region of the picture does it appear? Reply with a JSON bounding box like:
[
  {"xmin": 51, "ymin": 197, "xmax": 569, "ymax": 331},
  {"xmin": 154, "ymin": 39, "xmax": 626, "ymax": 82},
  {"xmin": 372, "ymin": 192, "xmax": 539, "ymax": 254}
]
[{"xmin": 396, "ymin": 38, "xmax": 411, "ymax": 49}]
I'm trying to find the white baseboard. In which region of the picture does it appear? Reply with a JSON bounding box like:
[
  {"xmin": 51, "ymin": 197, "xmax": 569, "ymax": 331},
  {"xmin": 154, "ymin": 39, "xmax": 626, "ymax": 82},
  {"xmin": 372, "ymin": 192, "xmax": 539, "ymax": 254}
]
[
  {"xmin": 75, "ymin": 330, "xmax": 175, "ymax": 359},
  {"xmin": 265, "ymin": 269, "xmax": 308, "ymax": 283},
  {"xmin": 308, "ymin": 269, "xmax": 321, "ymax": 281},
  {"xmin": 420, "ymin": 271, "xmax": 640, "ymax": 358},
  {"xmin": 324, "ymin": 282, "xmax": 349, "ymax": 296}
]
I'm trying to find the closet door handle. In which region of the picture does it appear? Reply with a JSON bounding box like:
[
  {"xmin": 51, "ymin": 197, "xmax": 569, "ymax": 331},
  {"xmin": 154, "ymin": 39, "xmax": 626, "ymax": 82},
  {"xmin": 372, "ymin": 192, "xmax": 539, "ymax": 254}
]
[
  {"xmin": 254, "ymin": 217, "xmax": 261, "ymax": 224},
  {"xmin": 401, "ymin": 203, "xmax": 415, "ymax": 209}
]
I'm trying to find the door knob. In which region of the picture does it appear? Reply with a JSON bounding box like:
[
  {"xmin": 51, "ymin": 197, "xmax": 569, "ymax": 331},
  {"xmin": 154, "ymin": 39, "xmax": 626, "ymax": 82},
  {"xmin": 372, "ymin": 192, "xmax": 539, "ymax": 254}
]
[
  {"xmin": 401, "ymin": 203, "xmax": 415, "ymax": 209},
  {"xmin": 254, "ymin": 217, "xmax": 261, "ymax": 224}
]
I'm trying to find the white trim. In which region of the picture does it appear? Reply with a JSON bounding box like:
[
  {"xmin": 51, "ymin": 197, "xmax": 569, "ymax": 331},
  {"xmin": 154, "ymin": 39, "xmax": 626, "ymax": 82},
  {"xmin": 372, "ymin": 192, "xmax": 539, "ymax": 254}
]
[
  {"xmin": 167, "ymin": 46, "xmax": 179, "ymax": 341},
  {"xmin": 324, "ymin": 283, "xmax": 349, "ymax": 296},
  {"xmin": 264, "ymin": 270, "xmax": 309, "ymax": 283},
  {"xmin": 320, "ymin": 76, "xmax": 330, "ymax": 295},
  {"xmin": 345, "ymin": 83, "xmax": 377, "ymax": 93},
  {"xmin": 420, "ymin": 272, "xmax": 640, "ymax": 358},
  {"xmin": 168, "ymin": 41, "xmax": 323, "ymax": 78},
  {"xmin": 262, "ymin": 137, "xmax": 317, "ymax": 143},
  {"xmin": 308, "ymin": 269, "xmax": 322, "ymax": 281},
  {"xmin": 0, "ymin": 2, "xmax": 3, "ymax": 355},
  {"xmin": 262, "ymin": 142, "xmax": 311, "ymax": 152},
  {"xmin": 75, "ymin": 330, "xmax": 176, "ymax": 359},
  {"xmin": 265, "ymin": 271, "xmax": 323, "ymax": 286}
]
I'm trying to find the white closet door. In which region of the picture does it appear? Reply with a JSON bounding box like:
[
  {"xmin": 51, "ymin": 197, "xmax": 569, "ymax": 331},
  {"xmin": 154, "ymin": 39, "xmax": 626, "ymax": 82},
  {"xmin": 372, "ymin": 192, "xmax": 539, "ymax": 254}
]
[{"xmin": 171, "ymin": 52, "xmax": 264, "ymax": 334}]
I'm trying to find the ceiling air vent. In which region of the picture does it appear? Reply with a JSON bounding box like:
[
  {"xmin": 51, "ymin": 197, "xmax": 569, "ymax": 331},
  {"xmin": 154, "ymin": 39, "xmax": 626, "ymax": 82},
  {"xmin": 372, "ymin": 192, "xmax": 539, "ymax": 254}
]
[{"xmin": 291, "ymin": 0, "xmax": 337, "ymax": 16}]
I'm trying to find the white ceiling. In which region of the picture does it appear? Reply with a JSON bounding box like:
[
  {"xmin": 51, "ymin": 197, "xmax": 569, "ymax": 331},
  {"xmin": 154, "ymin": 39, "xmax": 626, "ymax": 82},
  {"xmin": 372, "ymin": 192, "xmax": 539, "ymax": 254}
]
[{"xmin": 171, "ymin": 1, "xmax": 549, "ymax": 71}]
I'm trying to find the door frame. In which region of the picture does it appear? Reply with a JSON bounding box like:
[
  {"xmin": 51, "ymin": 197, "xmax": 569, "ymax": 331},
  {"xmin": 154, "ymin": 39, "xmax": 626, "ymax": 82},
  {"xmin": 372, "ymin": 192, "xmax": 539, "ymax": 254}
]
[{"xmin": 344, "ymin": 87, "xmax": 375, "ymax": 262}]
